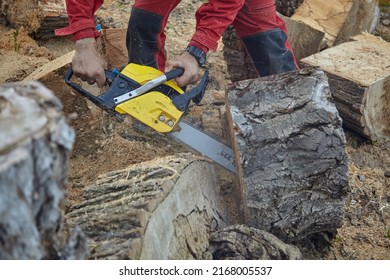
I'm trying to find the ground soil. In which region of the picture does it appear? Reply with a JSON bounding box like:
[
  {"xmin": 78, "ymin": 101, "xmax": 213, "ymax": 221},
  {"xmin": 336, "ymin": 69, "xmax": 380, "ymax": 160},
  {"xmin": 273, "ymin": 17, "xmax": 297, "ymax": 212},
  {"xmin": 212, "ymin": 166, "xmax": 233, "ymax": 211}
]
[{"xmin": 0, "ymin": 0, "xmax": 389, "ymax": 260}]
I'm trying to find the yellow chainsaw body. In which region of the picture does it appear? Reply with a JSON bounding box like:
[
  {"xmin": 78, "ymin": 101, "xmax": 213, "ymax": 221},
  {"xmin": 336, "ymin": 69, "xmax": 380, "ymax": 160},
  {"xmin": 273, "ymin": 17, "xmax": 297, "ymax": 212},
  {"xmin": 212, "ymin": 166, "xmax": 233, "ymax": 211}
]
[{"xmin": 114, "ymin": 64, "xmax": 184, "ymax": 133}]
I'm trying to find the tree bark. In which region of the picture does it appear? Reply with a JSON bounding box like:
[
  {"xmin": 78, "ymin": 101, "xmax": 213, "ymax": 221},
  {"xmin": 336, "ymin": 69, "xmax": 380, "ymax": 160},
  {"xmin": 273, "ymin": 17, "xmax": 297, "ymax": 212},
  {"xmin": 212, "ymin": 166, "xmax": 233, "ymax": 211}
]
[
  {"xmin": 209, "ymin": 225, "xmax": 302, "ymax": 260},
  {"xmin": 0, "ymin": 0, "xmax": 68, "ymax": 39},
  {"xmin": 0, "ymin": 81, "xmax": 87, "ymax": 259},
  {"xmin": 301, "ymin": 33, "xmax": 390, "ymax": 140},
  {"xmin": 225, "ymin": 67, "xmax": 349, "ymax": 245},
  {"xmin": 65, "ymin": 154, "xmax": 236, "ymax": 260}
]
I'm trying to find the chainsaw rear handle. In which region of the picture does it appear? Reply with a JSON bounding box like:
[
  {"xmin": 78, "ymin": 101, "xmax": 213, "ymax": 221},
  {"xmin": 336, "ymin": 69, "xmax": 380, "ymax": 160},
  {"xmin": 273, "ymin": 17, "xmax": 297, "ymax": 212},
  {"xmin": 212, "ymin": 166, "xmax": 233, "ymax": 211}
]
[{"xmin": 64, "ymin": 66, "xmax": 118, "ymax": 111}]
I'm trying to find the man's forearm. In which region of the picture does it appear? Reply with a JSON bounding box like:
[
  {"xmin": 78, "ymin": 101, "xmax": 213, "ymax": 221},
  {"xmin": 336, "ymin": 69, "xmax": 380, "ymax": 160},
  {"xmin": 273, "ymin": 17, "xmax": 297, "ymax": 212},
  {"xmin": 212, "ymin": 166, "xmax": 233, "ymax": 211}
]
[{"xmin": 55, "ymin": 0, "xmax": 104, "ymax": 41}]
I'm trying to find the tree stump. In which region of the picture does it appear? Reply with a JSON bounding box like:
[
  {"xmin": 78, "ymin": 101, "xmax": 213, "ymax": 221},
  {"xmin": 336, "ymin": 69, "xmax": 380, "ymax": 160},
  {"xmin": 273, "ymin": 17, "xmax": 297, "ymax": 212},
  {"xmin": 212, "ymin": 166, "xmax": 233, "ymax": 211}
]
[
  {"xmin": 66, "ymin": 154, "xmax": 236, "ymax": 260},
  {"xmin": 0, "ymin": 0, "xmax": 68, "ymax": 39},
  {"xmin": 301, "ymin": 33, "xmax": 390, "ymax": 140},
  {"xmin": 225, "ymin": 67, "xmax": 349, "ymax": 245},
  {"xmin": 0, "ymin": 81, "xmax": 87, "ymax": 259}
]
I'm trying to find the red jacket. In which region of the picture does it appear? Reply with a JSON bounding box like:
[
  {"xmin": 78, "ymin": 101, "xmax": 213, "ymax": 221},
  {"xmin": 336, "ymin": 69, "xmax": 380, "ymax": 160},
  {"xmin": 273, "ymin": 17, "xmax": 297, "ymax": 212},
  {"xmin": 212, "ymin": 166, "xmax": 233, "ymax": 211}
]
[{"xmin": 56, "ymin": 0, "xmax": 246, "ymax": 53}]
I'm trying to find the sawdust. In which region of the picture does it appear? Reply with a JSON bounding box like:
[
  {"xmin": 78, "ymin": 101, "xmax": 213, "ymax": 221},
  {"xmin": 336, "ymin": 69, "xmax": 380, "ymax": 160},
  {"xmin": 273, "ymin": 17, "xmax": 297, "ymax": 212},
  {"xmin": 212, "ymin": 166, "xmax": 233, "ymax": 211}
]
[{"xmin": 0, "ymin": 0, "xmax": 389, "ymax": 260}]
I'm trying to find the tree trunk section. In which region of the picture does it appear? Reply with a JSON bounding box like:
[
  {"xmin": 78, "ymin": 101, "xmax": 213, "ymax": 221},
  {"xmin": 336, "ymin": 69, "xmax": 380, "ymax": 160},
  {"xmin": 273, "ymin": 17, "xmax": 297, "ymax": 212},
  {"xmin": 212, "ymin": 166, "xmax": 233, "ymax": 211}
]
[
  {"xmin": 65, "ymin": 154, "xmax": 236, "ymax": 260},
  {"xmin": 0, "ymin": 81, "xmax": 88, "ymax": 259},
  {"xmin": 0, "ymin": 0, "xmax": 68, "ymax": 39},
  {"xmin": 225, "ymin": 67, "xmax": 349, "ymax": 245},
  {"xmin": 301, "ymin": 33, "xmax": 390, "ymax": 140}
]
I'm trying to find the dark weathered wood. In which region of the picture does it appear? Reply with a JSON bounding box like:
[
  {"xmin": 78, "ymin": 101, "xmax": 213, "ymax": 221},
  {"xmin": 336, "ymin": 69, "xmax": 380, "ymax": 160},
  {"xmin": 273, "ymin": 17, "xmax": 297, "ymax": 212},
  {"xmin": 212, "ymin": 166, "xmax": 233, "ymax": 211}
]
[
  {"xmin": 225, "ymin": 67, "xmax": 349, "ymax": 245},
  {"xmin": 209, "ymin": 224, "xmax": 302, "ymax": 260},
  {"xmin": 98, "ymin": 28, "xmax": 128, "ymax": 70},
  {"xmin": 0, "ymin": 81, "xmax": 87, "ymax": 259},
  {"xmin": 0, "ymin": 0, "xmax": 68, "ymax": 39},
  {"xmin": 275, "ymin": 0, "xmax": 304, "ymax": 16},
  {"xmin": 301, "ymin": 33, "xmax": 390, "ymax": 140},
  {"xmin": 66, "ymin": 154, "xmax": 235, "ymax": 260}
]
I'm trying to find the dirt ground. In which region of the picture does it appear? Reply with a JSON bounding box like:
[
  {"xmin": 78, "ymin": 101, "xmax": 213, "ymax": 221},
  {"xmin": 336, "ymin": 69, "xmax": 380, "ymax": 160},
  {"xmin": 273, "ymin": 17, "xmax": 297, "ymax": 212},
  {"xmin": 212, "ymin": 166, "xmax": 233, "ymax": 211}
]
[{"xmin": 0, "ymin": 0, "xmax": 389, "ymax": 260}]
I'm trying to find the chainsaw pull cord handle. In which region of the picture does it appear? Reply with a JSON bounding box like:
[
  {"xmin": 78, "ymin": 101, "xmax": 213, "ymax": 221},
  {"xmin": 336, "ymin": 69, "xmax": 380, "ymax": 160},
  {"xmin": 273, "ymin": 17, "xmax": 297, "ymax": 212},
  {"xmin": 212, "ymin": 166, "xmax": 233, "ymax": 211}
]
[{"xmin": 64, "ymin": 66, "xmax": 118, "ymax": 111}]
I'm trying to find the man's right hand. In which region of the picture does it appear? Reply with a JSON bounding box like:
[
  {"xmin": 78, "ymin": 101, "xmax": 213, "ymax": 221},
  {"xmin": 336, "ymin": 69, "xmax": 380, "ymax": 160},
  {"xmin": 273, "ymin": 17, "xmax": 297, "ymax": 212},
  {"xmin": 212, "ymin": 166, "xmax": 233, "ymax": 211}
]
[{"xmin": 72, "ymin": 38, "xmax": 107, "ymax": 87}]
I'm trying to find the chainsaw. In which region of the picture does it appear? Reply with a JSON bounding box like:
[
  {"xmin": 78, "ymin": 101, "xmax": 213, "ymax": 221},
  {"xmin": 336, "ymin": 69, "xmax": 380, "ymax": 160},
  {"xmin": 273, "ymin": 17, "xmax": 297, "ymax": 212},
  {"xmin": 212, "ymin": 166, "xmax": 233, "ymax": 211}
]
[{"xmin": 64, "ymin": 63, "xmax": 236, "ymax": 173}]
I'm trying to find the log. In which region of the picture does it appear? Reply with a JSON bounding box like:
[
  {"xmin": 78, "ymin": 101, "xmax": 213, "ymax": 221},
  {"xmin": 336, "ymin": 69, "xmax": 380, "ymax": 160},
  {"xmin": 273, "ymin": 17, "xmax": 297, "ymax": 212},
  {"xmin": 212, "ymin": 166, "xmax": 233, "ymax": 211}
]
[
  {"xmin": 225, "ymin": 67, "xmax": 350, "ymax": 245},
  {"xmin": 0, "ymin": 0, "xmax": 68, "ymax": 39},
  {"xmin": 291, "ymin": 0, "xmax": 379, "ymax": 48},
  {"xmin": 65, "ymin": 154, "xmax": 237, "ymax": 260},
  {"xmin": 301, "ymin": 33, "xmax": 390, "ymax": 140},
  {"xmin": 0, "ymin": 81, "xmax": 88, "ymax": 259}
]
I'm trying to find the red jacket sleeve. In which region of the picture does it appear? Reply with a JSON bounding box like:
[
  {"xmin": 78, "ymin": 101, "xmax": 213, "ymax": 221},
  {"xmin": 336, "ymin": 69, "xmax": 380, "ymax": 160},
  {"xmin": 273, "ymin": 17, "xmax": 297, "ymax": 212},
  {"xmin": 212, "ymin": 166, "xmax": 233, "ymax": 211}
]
[
  {"xmin": 190, "ymin": 0, "xmax": 245, "ymax": 53},
  {"xmin": 55, "ymin": 0, "xmax": 104, "ymax": 41}
]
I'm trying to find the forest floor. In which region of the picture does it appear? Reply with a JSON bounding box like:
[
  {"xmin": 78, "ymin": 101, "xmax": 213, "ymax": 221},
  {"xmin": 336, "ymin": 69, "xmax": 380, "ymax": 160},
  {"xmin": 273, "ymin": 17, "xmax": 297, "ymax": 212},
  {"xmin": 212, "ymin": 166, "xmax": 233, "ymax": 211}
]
[{"xmin": 0, "ymin": 0, "xmax": 389, "ymax": 260}]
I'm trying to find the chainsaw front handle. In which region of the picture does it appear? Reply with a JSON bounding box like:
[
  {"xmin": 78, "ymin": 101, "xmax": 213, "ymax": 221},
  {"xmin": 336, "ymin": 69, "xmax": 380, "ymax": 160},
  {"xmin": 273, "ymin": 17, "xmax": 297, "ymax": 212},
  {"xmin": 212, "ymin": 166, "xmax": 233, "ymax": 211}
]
[{"xmin": 64, "ymin": 66, "xmax": 118, "ymax": 111}]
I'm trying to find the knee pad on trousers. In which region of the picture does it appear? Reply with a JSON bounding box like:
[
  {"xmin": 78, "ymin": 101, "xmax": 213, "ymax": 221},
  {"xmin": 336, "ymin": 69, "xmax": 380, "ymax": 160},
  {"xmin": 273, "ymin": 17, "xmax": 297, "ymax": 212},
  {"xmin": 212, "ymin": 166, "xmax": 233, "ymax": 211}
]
[
  {"xmin": 126, "ymin": 8, "xmax": 164, "ymax": 69},
  {"xmin": 242, "ymin": 29, "xmax": 298, "ymax": 76}
]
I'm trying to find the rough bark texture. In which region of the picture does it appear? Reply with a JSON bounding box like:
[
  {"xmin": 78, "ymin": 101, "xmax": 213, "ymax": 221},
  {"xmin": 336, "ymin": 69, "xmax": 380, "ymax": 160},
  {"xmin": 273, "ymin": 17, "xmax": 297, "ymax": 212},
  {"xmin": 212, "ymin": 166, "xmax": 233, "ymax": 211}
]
[
  {"xmin": 66, "ymin": 154, "xmax": 234, "ymax": 260},
  {"xmin": 225, "ymin": 67, "xmax": 349, "ymax": 245},
  {"xmin": 0, "ymin": 81, "xmax": 87, "ymax": 260},
  {"xmin": 301, "ymin": 33, "xmax": 390, "ymax": 140},
  {"xmin": 275, "ymin": 0, "xmax": 304, "ymax": 17},
  {"xmin": 0, "ymin": 0, "xmax": 68, "ymax": 39},
  {"xmin": 209, "ymin": 225, "xmax": 302, "ymax": 260}
]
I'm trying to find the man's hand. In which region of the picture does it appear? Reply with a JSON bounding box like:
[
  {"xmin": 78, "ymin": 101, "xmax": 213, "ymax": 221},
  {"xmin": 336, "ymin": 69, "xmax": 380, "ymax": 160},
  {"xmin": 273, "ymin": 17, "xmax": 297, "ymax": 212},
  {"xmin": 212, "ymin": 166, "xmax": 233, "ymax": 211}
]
[
  {"xmin": 72, "ymin": 38, "xmax": 107, "ymax": 87},
  {"xmin": 165, "ymin": 52, "xmax": 199, "ymax": 87}
]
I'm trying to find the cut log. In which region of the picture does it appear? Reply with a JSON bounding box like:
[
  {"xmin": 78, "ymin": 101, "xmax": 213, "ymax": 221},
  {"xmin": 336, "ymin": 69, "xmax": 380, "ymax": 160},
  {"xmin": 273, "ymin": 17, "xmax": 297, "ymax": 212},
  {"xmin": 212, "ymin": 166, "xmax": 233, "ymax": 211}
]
[
  {"xmin": 221, "ymin": 16, "xmax": 325, "ymax": 82},
  {"xmin": 301, "ymin": 33, "xmax": 390, "ymax": 140},
  {"xmin": 291, "ymin": 0, "xmax": 379, "ymax": 48},
  {"xmin": 65, "ymin": 154, "xmax": 237, "ymax": 260},
  {"xmin": 0, "ymin": 0, "xmax": 68, "ymax": 39},
  {"xmin": 0, "ymin": 81, "xmax": 87, "ymax": 259},
  {"xmin": 225, "ymin": 67, "xmax": 349, "ymax": 244}
]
